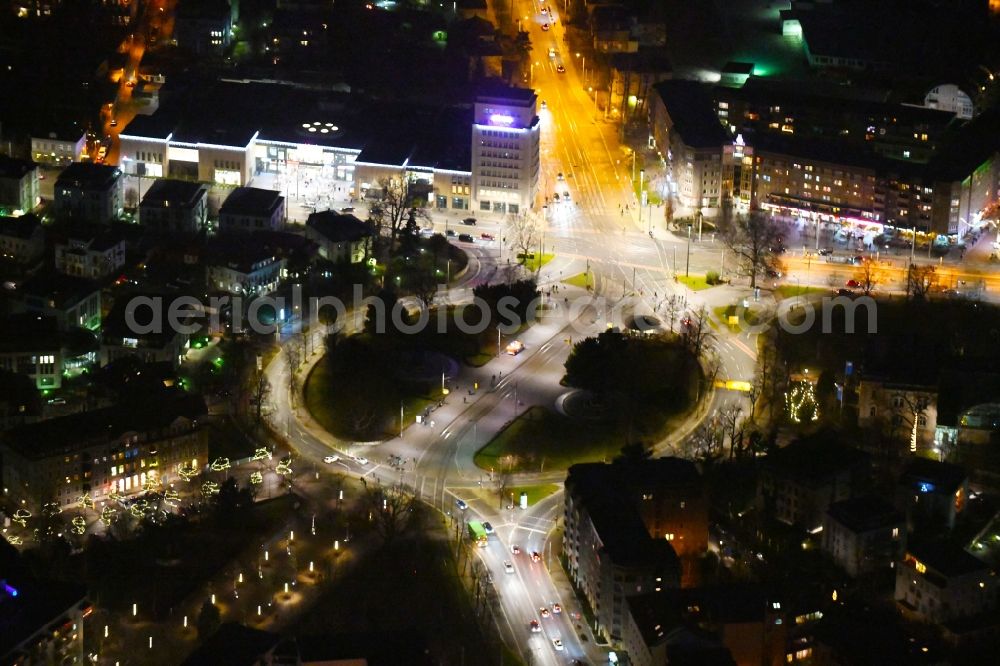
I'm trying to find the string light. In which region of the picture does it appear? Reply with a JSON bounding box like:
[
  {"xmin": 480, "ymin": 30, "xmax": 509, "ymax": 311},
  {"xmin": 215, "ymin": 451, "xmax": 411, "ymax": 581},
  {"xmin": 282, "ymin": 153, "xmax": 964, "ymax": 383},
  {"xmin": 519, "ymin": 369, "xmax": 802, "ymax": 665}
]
[{"xmin": 785, "ymin": 381, "xmax": 820, "ymax": 423}]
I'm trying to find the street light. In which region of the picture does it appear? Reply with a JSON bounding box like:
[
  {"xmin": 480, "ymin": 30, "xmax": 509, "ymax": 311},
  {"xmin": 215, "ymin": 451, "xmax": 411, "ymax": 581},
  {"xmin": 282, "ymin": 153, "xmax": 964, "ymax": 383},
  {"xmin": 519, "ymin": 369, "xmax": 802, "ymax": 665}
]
[{"xmin": 575, "ymin": 52, "xmax": 586, "ymax": 81}]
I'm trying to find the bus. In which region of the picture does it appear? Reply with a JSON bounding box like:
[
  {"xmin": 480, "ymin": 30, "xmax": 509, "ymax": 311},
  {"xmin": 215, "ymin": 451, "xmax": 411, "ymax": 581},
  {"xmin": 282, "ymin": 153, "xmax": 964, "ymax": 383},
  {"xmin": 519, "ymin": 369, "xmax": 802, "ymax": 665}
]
[{"xmin": 468, "ymin": 521, "xmax": 488, "ymax": 548}]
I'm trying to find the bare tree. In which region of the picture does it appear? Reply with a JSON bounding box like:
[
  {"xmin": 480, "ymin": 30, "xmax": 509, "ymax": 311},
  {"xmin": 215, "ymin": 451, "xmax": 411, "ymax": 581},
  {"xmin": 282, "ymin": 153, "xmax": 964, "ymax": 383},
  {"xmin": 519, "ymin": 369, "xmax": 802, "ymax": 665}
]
[
  {"xmin": 683, "ymin": 306, "xmax": 714, "ymax": 359},
  {"xmin": 368, "ymin": 176, "xmax": 430, "ymax": 251},
  {"xmin": 719, "ymin": 403, "xmax": 746, "ymax": 459},
  {"xmin": 682, "ymin": 418, "xmax": 725, "ymax": 462},
  {"xmin": 854, "ymin": 258, "xmax": 883, "ymax": 296},
  {"xmin": 661, "ymin": 294, "xmax": 683, "ymax": 333},
  {"xmin": 249, "ymin": 368, "xmax": 271, "ymax": 427},
  {"xmin": 364, "ymin": 482, "xmax": 419, "ymax": 546},
  {"xmin": 506, "ymin": 211, "xmax": 539, "ymax": 266},
  {"xmin": 284, "ymin": 339, "xmax": 301, "ymax": 402},
  {"xmin": 720, "ymin": 211, "xmax": 783, "ymax": 289},
  {"xmin": 906, "ymin": 264, "xmax": 936, "ymax": 301}
]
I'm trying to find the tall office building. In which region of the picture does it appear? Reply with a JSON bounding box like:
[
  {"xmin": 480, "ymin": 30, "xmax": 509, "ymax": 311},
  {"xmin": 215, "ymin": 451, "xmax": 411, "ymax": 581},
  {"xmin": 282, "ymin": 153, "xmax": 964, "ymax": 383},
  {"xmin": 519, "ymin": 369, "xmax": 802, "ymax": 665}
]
[{"xmin": 471, "ymin": 86, "xmax": 540, "ymax": 215}]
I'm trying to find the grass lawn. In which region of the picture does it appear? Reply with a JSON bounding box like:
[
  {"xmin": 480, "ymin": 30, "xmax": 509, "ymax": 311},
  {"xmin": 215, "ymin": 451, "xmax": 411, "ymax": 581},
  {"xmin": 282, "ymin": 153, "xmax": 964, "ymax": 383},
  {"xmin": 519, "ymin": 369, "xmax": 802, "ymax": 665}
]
[
  {"xmin": 519, "ymin": 252, "xmax": 555, "ymax": 273},
  {"xmin": 206, "ymin": 416, "xmax": 259, "ymax": 460},
  {"xmin": 508, "ymin": 484, "xmax": 561, "ymax": 506},
  {"xmin": 774, "ymin": 284, "xmax": 829, "ymax": 299},
  {"xmin": 563, "ymin": 272, "xmax": 594, "ymax": 289},
  {"xmin": 714, "ymin": 304, "xmax": 766, "ymax": 333},
  {"xmin": 474, "ymin": 401, "xmax": 696, "ymax": 473},
  {"xmin": 677, "ymin": 274, "xmax": 714, "ymax": 291},
  {"xmin": 465, "ymin": 351, "xmax": 494, "ymax": 367},
  {"xmin": 298, "ymin": 516, "xmax": 508, "ymax": 665}
]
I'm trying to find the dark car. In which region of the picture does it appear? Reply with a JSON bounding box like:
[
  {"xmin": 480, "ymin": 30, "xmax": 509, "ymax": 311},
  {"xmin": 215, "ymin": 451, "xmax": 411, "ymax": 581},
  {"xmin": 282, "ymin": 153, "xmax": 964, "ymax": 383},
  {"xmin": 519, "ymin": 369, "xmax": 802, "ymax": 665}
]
[
  {"xmin": 445, "ymin": 229, "xmax": 456, "ymax": 237},
  {"xmin": 462, "ymin": 217, "xmax": 477, "ymax": 225},
  {"xmin": 765, "ymin": 268, "xmax": 782, "ymax": 278},
  {"xmin": 836, "ymin": 288, "xmax": 855, "ymax": 296},
  {"xmin": 817, "ymin": 248, "xmax": 833, "ymax": 256},
  {"xmin": 458, "ymin": 233, "xmax": 474, "ymax": 242},
  {"xmin": 556, "ymin": 64, "xmax": 565, "ymax": 73}
]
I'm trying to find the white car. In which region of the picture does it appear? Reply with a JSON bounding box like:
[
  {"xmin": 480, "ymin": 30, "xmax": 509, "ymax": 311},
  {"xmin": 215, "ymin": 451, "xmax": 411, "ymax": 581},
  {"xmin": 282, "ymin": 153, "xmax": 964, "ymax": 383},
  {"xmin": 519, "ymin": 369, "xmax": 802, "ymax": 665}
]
[
  {"xmin": 552, "ymin": 638, "xmax": 564, "ymax": 651},
  {"xmin": 323, "ymin": 455, "xmax": 340, "ymax": 464},
  {"xmin": 503, "ymin": 561, "xmax": 515, "ymax": 574},
  {"xmin": 353, "ymin": 456, "xmax": 369, "ymax": 466}
]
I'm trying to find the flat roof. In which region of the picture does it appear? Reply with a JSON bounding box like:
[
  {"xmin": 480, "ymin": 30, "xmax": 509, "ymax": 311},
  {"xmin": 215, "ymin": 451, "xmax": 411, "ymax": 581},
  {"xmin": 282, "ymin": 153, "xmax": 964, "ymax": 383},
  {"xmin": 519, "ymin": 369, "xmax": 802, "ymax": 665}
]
[
  {"xmin": 219, "ymin": 187, "xmax": 284, "ymax": 217},
  {"xmin": 908, "ymin": 541, "xmax": 989, "ymax": 578},
  {"xmin": 652, "ymin": 80, "xmax": 731, "ymax": 149},
  {"xmin": 122, "ymin": 80, "xmax": 474, "ymax": 173},
  {"xmin": 899, "ymin": 457, "xmax": 966, "ymax": 495}
]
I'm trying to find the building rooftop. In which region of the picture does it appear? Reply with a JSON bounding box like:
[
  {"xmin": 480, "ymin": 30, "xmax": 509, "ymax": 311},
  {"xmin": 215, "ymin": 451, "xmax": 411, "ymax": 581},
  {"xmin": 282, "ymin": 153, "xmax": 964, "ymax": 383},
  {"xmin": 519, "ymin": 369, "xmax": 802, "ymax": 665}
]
[
  {"xmin": 0, "ymin": 213, "xmax": 41, "ymax": 240},
  {"xmin": 898, "ymin": 457, "xmax": 967, "ymax": 496},
  {"xmin": 16, "ymin": 271, "xmax": 99, "ymax": 310},
  {"xmin": 2, "ymin": 392, "xmax": 206, "ymax": 460},
  {"xmin": 567, "ymin": 458, "xmax": 700, "ymax": 567},
  {"xmin": 628, "ymin": 585, "xmax": 779, "ymax": 649},
  {"xmin": 0, "ymin": 565, "xmax": 89, "ymax": 661},
  {"xmin": 176, "ymin": 0, "xmax": 231, "ymax": 20},
  {"xmin": 475, "ymin": 82, "xmax": 537, "ymax": 105},
  {"xmin": 764, "ymin": 436, "xmax": 869, "ymax": 483},
  {"xmin": 826, "ymin": 496, "xmax": 903, "ymax": 534},
  {"xmin": 0, "ymin": 154, "xmax": 37, "ymax": 180},
  {"xmin": 55, "ymin": 163, "xmax": 121, "ymax": 190},
  {"xmin": 219, "ymin": 187, "xmax": 284, "ymax": 217},
  {"xmin": 306, "ymin": 211, "xmax": 372, "ymax": 243},
  {"xmin": 123, "ymin": 80, "xmax": 474, "ymax": 173},
  {"xmin": 0, "ymin": 313, "xmax": 62, "ymax": 353},
  {"xmin": 652, "ymin": 80, "xmax": 730, "ymax": 149},
  {"xmin": 908, "ymin": 541, "xmax": 989, "ymax": 578},
  {"xmin": 140, "ymin": 179, "xmax": 207, "ymax": 209}
]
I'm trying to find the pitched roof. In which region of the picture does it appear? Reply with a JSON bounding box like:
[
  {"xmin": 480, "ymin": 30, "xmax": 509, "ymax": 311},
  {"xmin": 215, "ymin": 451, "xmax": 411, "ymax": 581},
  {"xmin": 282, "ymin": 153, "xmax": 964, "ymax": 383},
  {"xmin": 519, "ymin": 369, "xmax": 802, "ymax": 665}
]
[
  {"xmin": 16, "ymin": 271, "xmax": 100, "ymax": 309},
  {"xmin": 219, "ymin": 187, "xmax": 284, "ymax": 217},
  {"xmin": 0, "ymin": 154, "xmax": 37, "ymax": 180},
  {"xmin": 55, "ymin": 163, "xmax": 121, "ymax": 190},
  {"xmin": 306, "ymin": 211, "xmax": 372, "ymax": 243},
  {"xmin": 2, "ymin": 392, "xmax": 206, "ymax": 459},
  {"xmin": 826, "ymin": 496, "xmax": 903, "ymax": 534},
  {"xmin": 140, "ymin": 179, "xmax": 207, "ymax": 208}
]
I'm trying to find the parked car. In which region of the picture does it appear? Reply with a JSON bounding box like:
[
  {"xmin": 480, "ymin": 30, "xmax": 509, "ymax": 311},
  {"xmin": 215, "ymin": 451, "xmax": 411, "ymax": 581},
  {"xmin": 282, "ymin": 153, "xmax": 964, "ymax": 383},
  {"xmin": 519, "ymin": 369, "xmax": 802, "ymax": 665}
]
[
  {"xmin": 445, "ymin": 229, "xmax": 456, "ymax": 237},
  {"xmin": 458, "ymin": 233, "xmax": 474, "ymax": 242},
  {"xmin": 323, "ymin": 455, "xmax": 340, "ymax": 464},
  {"xmin": 817, "ymin": 248, "xmax": 833, "ymax": 256},
  {"xmin": 845, "ymin": 279, "xmax": 860, "ymax": 288},
  {"xmin": 480, "ymin": 233, "xmax": 495, "ymax": 241},
  {"xmin": 462, "ymin": 217, "xmax": 477, "ymax": 225}
]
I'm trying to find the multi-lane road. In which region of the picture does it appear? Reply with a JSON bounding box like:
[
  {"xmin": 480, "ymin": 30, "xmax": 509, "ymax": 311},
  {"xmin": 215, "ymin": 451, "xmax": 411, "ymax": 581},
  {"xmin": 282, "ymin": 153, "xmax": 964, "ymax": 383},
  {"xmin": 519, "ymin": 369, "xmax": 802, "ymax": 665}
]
[{"xmin": 266, "ymin": 3, "xmax": 762, "ymax": 664}]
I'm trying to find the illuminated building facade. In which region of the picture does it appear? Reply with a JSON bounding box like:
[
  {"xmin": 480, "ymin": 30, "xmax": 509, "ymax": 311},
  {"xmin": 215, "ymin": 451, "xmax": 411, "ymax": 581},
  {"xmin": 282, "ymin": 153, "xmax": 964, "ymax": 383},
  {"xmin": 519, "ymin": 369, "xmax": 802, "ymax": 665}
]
[
  {"xmin": 0, "ymin": 395, "xmax": 208, "ymax": 509},
  {"xmin": 470, "ymin": 87, "xmax": 540, "ymax": 214},
  {"xmin": 895, "ymin": 543, "xmax": 996, "ymax": 625}
]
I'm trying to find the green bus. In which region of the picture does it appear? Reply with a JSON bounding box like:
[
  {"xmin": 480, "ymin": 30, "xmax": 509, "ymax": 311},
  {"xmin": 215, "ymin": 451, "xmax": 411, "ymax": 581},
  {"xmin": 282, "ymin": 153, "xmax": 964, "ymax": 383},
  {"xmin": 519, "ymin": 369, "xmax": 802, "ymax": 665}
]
[{"xmin": 468, "ymin": 520, "xmax": 488, "ymax": 547}]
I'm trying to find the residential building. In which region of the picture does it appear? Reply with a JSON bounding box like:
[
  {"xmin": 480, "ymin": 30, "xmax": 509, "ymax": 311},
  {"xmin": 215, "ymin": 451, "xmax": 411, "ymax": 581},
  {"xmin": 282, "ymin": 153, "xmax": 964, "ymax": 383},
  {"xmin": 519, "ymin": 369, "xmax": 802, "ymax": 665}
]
[
  {"xmin": 896, "ymin": 457, "xmax": 968, "ymax": 532},
  {"xmin": 0, "ymin": 213, "xmax": 44, "ymax": 265},
  {"xmin": 53, "ymin": 163, "xmax": 124, "ymax": 224},
  {"xmin": 205, "ymin": 243, "xmax": 286, "ymax": 296},
  {"xmin": 139, "ymin": 179, "xmax": 208, "ymax": 233},
  {"xmin": 650, "ymin": 80, "xmax": 732, "ymax": 218},
  {"xmin": 0, "ymin": 154, "xmax": 39, "ymax": 214},
  {"xmin": 857, "ymin": 377, "xmax": 939, "ymax": 451},
  {"xmin": 174, "ymin": 0, "xmax": 234, "ymax": 55},
  {"xmin": 822, "ymin": 496, "xmax": 905, "ymax": 577},
  {"xmin": 0, "ymin": 314, "xmax": 67, "ymax": 391},
  {"xmin": 757, "ymin": 438, "xmax": 870, "ymax": 530},
  {"xmin": 0, "ymin": 393, "xmax": 208, "ymax": 508},
  {"xmin": 54, "ymin": 228, "xmax": 128, "ymax": 280},
  {"xmin": 0, "ymin": 551, "xmax": 90, "ymax": 666},
  {"xmin": 564, "ymin": 458, "xmax": 709, "ymax": 642},
  {"xmin": 304, "ymin": 211, "xmax": 371, "ymax": 263},
  {"xmin": 623, "ymin": 586, "xmax": 786, "ymax": 666},
  {"xmin": 30, "ymin": 125, "xmax": 87, "ymax": 166},
  {"xmin": 218, "ymin": 187, "xmax": 285, "ymax": 233},
  {"xmin": 13, "ymin": 271, "xmax": 102, "ymax": 331},
  {"xmin": 100, "ymin": 295, "xmax": 190, "ymax": 367},
  {"xmin": 895, "ymin": 542, "xmax": 997, "ymax": 625},
  {"xmin": 470, "ymin": 85, "xmax": 540, "ymax": 214},
  {"xmin": 608, "ymin": 52, "xmax": 673, "ymax": 126}
]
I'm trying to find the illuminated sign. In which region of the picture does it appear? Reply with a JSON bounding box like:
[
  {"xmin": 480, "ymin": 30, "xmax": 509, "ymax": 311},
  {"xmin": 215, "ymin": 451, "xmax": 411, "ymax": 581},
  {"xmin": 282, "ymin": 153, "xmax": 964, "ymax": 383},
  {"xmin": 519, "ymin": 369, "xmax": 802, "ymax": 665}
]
[
  {"xmin": 489, "ymin": 113, "xmax": 515, "ymax": 126},
  {"xmin": 919, "ymin": 482, "xmax": 935, "ymax": 493}
]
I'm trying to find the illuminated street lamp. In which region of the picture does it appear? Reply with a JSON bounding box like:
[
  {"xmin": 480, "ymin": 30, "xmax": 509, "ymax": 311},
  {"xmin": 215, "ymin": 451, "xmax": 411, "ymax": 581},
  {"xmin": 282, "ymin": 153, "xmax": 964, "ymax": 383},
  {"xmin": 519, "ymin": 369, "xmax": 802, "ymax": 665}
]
[{"xmin": 575, "ymin": 52, "xmax": 586, "ymax": 81}]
